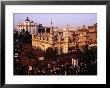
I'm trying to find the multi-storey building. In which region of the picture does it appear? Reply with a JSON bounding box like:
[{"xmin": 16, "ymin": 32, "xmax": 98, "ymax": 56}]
[
  {"xmin": 16, "ymin": 17, "xmax": 97, "ymax": 55},
  {"xmin": 32, "ymin": 22, "xmax": 80, "ymax": 55},
  {"xmin": 32, "ymin": 22, "xmax": 71, "ymax": 55},
  {"xmin": 32, "ymin": 22, "xmax": 97, "ymax": 55},
  {"xmin": 77, "ymin": 24, "xmax": 97, "ymax": 49},
  {"xmin": 87, "ymin": 24, "xmax": 97, "ymax": 45},
  {"xmin": 77, "ymin": 25, "xmax": 89, "ymax": 49},
  {"xmin": 17, "ymin": 17, "xmax": 37, "ymax": 35}
]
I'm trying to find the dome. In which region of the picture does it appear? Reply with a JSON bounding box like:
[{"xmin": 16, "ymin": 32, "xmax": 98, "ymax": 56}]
[{"xmin": 25, "ymin": 17, "xmax": 30, "ymax": 21}]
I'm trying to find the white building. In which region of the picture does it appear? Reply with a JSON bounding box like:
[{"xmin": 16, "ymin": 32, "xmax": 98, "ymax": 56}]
[{"xmin": 17, "ymin": 17, "xmax": 38, "ymax": 35}]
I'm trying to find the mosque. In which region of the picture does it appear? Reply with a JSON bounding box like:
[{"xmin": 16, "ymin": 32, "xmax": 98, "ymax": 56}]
[{"xmin": 17, "ymin": 17, "xmax": 97, "ymax": 55}]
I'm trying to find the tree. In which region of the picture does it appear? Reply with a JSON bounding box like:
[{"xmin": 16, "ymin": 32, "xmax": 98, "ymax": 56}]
[
  {"xmin": 14, "ymin": 31, "xmax": 18, "ymax": 41},
  {"xmin": 18, "ymin": 29, "xmax": 32, "ymax": 44},
  {"xmin": 24, "ymin": 30, "xmax": 32, "ymax": 44},
  {"xmin": 81, "ymin": 47, "xmax": 97, "ymax": 64},
  {"xmin": 26, "ymin": 51, "xmax": 36, "ymax": 60},
  {"xmin": 76, "ymin": 49, "xmax": 83, "ymax": 60},
  {"xmin": 44, "ymin": 47, "xmax": 56, "ymax": 60}
]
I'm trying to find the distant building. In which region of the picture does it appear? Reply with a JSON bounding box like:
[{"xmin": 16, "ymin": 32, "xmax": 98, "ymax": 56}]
[
  {"xmin": 16, "ymin": 17, "xmax": 97, "ymax": 55},
  {"xmin": 17, "ymin": 17, "xmax": 37, "ymax": 35},
  {"xmin": 77, "ymin": 25, "xmax": 89, "ymax": 49},
  {"xmin": 87, "ymin": 24, "xmax": 97, "ymax": 45},
  {"xmin": 77, "ymin": 24, "xmax": 97, "ymax": 49}
]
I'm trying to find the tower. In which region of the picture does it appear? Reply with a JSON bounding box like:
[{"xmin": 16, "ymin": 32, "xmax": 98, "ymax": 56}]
[
  {"xmin": 49, "ymin": 21, "xmax": 53, "ymax": 46},
  {"xmin": 63, "ymin": 24, "xmax": 69, "ymax": 53}
]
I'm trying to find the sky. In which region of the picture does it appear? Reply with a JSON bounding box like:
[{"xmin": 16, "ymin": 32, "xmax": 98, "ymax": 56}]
[{"xmin": 14, "ymin": 13, "xmax": 97, "ymax": 28}]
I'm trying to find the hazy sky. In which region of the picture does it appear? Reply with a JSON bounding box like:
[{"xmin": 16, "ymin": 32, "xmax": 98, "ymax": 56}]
[{"xmin": 14, "ymin": 13, "xmax": 97, "ymax": 28}]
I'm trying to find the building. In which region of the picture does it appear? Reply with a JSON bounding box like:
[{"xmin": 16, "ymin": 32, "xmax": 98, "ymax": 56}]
[
  {"xmin": 32, "ymin": 22, "xmax": 97, "ymax": 55},
  {"xmin": 17, "ymin": 17, "xmax": 37, "ymax": 35},
  {"xmin": 77, "ymin": 24, "xmax": 97, "ymax": 49},
  {"xmin": 16, "ymin": 18, "xmax": 97, "ymax": 55},
  {"xmin": 32, "ymin": 22, "xmax": 79, "ymax": 55},
  {"xmin": 77, "ymin": 25, "xmax": 89, "ymax": 49},
  {"xmin": 87, "ymin": 24, "xmax": 97, "ymax": 45}
]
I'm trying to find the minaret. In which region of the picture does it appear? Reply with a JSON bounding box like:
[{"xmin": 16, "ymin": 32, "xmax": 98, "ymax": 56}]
[
  {"xmin": 50, "ymin": 20, "xmax": 53, "ymax": 33},
  {"xmin": 45, "ymin": 27, "xmax": 46, "ymax": 33},
  {"xmin": 49, "ymin": 20, "xmax": 53, "ymax": 45}
]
